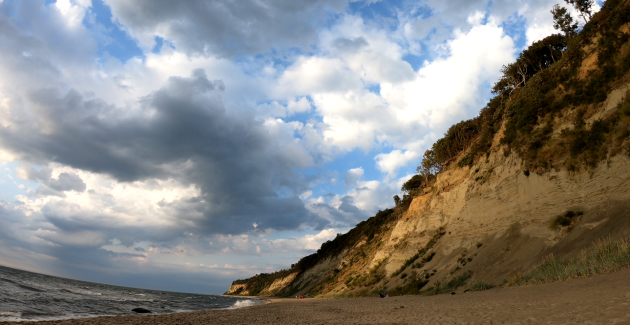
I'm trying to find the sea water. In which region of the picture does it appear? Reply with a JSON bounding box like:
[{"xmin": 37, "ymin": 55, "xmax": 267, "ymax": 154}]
[{"xmin": 0, "ymin": 265, "xmax": 259, "ymax": 322}]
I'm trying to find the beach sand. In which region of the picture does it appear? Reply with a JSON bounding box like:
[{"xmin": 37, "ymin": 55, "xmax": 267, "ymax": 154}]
[{"xmin": 5, "ymin": 268, "xmax": 630, "ymax": 324}]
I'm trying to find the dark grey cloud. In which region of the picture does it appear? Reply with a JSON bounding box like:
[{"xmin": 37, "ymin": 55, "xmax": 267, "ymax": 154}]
[
  {"xmin": 0, "ymin": 69, "xmax": 328, "ymax": 238},
  {"xmin": 17, "ymin": 165, "xmax": 86, "ymax": 197},
  {"xmin": 309, "ymin": 195, "xmax": 369, "ymax": 227},
  {"xmin": 105, "ymin": 0, "xmax": 351, "ymax": 57},
  {"xmin": 47, "ymin": 173, "xmax": 86, "ymax": 192},
  {"xmin": 333, "ymin": 36, "xmax": 369, "ymax": 53}
]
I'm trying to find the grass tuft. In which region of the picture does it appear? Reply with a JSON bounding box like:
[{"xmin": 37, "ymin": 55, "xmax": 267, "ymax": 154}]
[
  {"xmin": 392, "ymin": 229, "xmax": 444, "ymax": 277},
  {"xmin": 512, "ymin": 237, "xmax": 630, "ymax": 286},
  {"xmin": 469, "ymin": 281, "xmax": 494, "ymax": 291},
  {"xmin": 420, "ymin": 273, "xmax": 471, "ymax": 296}
]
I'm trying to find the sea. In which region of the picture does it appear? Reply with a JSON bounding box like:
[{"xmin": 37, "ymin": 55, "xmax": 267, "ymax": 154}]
[{"xmin": 0, "ymin": 265, "xmax": 259, "ymax": 322}]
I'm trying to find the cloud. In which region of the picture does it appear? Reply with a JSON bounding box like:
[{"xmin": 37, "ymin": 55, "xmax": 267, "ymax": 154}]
[
  {"xmin": 103, "ymin": 0, "xmax": 350, "ymax": 57},
  {"xmin": 47, "ymin": 173, "xmax": 86, "ymax": 192},
  {"xmin": 375, "ymin": 149, "xmax": 421, "ymax": 179},
  {"xmin": 343, "ymin": 167, "xmax": 364, "ymax": 187},
  {"xmin": 383, "ymin": 16, "xmax": 515, "ymax": 130},
  {"xmin": 0, "ymin": 69, "xmax": 327, "ymax": 237},
  {"xmin": 332, "ymin": 36, "xmax": 369, "ymax": 52}
]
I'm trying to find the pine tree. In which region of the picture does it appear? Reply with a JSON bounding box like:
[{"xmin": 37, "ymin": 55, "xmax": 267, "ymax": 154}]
[
  {"xmin": 551, "ymin": 4, "xmax": 578, "ymax": 38},
  {"xmin": 564, "ymin": 0, "xmax": 594, "ymax": 23}
]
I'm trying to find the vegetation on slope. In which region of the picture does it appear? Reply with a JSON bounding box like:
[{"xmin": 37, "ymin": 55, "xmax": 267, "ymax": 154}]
[
  {"xmin": 228, "ymin": 208, "xmax": 402, "ymax": 296},
  {"xmin": 402, "ymin": 0, "xmax": 630, "ymax": 183},
  {"xmin": 229, "ymin": 0, "xmax": 630, "ymax": 297},
  {"xmin": 507, "ymin": 236, "xmax": 630, "ymax": 286}
]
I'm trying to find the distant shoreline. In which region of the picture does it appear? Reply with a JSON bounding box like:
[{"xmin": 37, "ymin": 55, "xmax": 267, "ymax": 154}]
[{"xmin": 6, "ymin": 267, "xmax": 630, "ymax": 324}]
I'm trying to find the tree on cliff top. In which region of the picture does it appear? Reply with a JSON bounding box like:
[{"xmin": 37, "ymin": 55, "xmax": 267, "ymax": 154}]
[
  {"xmin": 564, "ymin": 0, "xmax": 594, "ymax": 23},
  {"xmin": 551, "ymin": 4, "xmax": 578, "ymax": 38}
]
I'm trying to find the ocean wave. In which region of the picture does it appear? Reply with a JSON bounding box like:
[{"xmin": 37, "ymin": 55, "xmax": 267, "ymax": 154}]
[
  {"xmin": 17, "ymin": 284, "xmax": 45, "ymax": 292},
  {"xmin": 229, "ymin": 299, "xmax": 257, "ymax": 309},
  {"xmin": 0, "ymin": 311, "xmax": 21, "ymax": 318},
  {"xmin": 0, "ymin": 265, "xmax": 247, "ymax": 321},
  {"xmin": 60, "ymin": 288, "xmax": 102, "ymax": 296}
]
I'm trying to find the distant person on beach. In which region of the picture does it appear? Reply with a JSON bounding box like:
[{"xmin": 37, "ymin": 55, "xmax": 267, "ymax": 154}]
[{"xmin": 379, "ymin": 293, "xmax": 388, "ymax": 298}]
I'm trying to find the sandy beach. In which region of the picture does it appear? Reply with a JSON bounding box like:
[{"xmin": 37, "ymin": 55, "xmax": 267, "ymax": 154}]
[{"xmin": 3, "ymin": 268, "xmax": 630, "ymax": 325}]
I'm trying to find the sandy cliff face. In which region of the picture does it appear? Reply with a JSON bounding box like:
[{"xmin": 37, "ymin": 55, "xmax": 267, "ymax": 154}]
[{"xmin": 376, "ymin": 150, "xmax": 630, "ymax": 290}]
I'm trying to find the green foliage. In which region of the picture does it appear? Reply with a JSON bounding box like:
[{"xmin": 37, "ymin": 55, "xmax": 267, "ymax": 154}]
[
  {"xmin": 497, "ymin": 0, "xmax": 630, "ymax": 172},
  {"xmin": 401, "ymin": 174, "xmax": 426, "ymax": 193},
  {"xmin": 417, "ymin": 118, "xmax": 484, "ymax": 173},
  {"xmin": 293, "ymin": 208, "xmax": 396, "ymax": 274},
  {"xmin": 470, "ymin": 281, "xmax": 494, "ymax": 291},
  {"xmin": 421, "ymin": 273, "xmax": 472, "ymax": 296},
  {"xmin": 392, "ymin": 229, "xmax": 445, "ymax": 277},
  {"xmin": 388, "ymin": 279, "xmax": 429, "ymax": 296},
  {"xmin": 413, "ymin": 252, "xmax": 436, "ymax": 269},
  {"xmin": 493, "ymin": 34, "xmax": 566, "ymax": 97},
  {"xmin": 351, "ymin": 259, "xmax": 387, "ymax": 288},
  {"xmin": 229, "ymin": 267, "xmax": 297, "ymax": 296},
  {"xmin": 551, "ymin": 5, "xmax": 578, "ymax": 38},
  {"xmin": 513, "ymin": 237, "xmax": 630, "ymax": 285},
  {"xmin": 393, "ymin": 195, "xmax": 401, "ymax": 206},
  {"xmin": 564, "ymin": 0, "xmax": 594, "ymax": 23}
]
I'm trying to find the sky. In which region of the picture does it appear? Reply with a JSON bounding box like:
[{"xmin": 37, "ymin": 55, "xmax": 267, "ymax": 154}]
[{"xmin": 0, "ymin": 0, "xmax": 600, "ymax": 294}]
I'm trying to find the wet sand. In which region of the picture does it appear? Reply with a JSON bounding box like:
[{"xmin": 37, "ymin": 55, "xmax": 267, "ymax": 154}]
[{"xmin": 5, "ymin": 268, "xmax": 630, "ymax": 324}]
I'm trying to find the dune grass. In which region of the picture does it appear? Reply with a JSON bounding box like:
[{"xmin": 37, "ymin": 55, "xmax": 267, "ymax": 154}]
[
  {"xmin": 469, "ymin": 281, "xmax": 494, "ymax": 291},
  {"xmin": 513, "ymin": 237, "xmax": 630, "ymax": 286},
  {"xmin": 420, "ymin": 273, "xmax": 471, "ymax": 296}
]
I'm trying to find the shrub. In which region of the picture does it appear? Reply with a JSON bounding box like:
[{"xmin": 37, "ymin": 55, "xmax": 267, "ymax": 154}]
[
  {"xmin": 401, "ymin": 175, "xmax": 426, "ymax": 193},
  {"xmin": 550, "ymin": 210, "xmax": 583, "ymax": 229},
  {"xmin": 470, "ymin": 281, "xmax": 494, "ymax": 291},
  {"xmin": 421, "ymin": 273, "xmax": 472, "ymax": 296},
  {"xmin": 392, "ymin": 230, "xmax": 444, "ymax": 277},
  {"xmin": 388, "ymin": 279, "xmax": 429, "ymax": 296}
]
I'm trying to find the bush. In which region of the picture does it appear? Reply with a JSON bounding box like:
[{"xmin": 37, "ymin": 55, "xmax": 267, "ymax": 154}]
[
  {"xmin": 388, "ymin": 279, "xmax": 429, "ymax": 296},
  {"xmin": 401, "ymin": 175, "xmax": 426, "ymax": 193},
  {"xmin": 392, "ymin": 230, "xmax": 444, "ymax": 277},
  {"xmin": 470, "ymin": 281, "xmax": 494, "ymax": 291},
  {"xmin": 550, "ymin": 210, "xmax": 583, "ymax": 229},
  {"xmin": 421, "ymin": 273, "xmax": 472, "ymax": 296}
]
